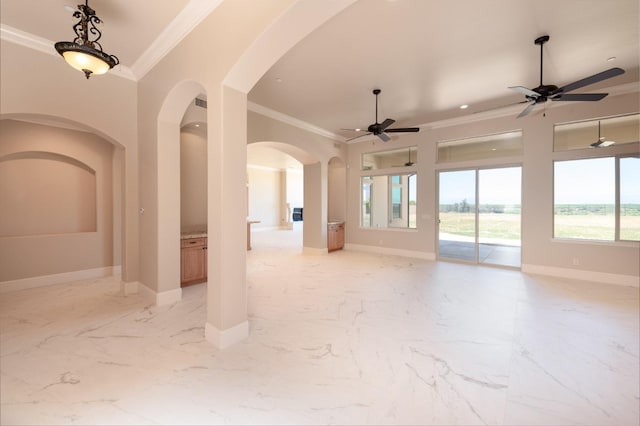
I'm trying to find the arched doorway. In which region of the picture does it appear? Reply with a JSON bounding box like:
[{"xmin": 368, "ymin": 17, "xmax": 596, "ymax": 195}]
[{"xmin": 151, "ymin": 1, "xmax": 355, "ymax": 348}]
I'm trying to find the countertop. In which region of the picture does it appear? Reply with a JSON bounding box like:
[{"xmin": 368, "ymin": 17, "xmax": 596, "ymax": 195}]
[{"xmin": 181, "ymin": 225, "xmax": 207, "ymax": 239}]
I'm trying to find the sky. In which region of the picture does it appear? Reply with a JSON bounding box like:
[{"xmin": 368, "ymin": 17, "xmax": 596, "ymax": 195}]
[
  {"xmin": 437, "ymin": 158, "xmax": 639, "ymax": 206},
  {"xmin": 439, "ymin": 167, "xmax": 521, "ymax": 205},
  {"xmin": 555, "ymin": 157, "xmax": 640, "ymax": 205}
]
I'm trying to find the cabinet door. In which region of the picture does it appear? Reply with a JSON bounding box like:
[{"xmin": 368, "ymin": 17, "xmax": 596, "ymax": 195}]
[
  {"xmin": 181, "ymin": 246, "xmax": 206, "ymax": 285},
  {"xmin": 336, "ymin": 224, "xmax": 345, "ymax": 249}
]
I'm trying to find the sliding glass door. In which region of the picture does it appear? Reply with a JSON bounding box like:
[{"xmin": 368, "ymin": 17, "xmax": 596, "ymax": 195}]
[
  {"xmin": 438, "ymin": 166, "xmax": 521, "ymax": 267},
  {"xmin": 478, "ymin": 167, "xmax": 521, "ymax": 267},
  {"xmin": 438, "ymin": 170, "xmax": 476, "ymax": 262}
]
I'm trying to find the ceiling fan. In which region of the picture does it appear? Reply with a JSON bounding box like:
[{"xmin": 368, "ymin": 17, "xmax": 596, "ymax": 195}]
[
  {"xmin": 344, "ymin": 89, "xmax": 420, "ymax": 142},
  {"xmin": 509, "ymin": 35, "xmax": 625, "ymax": 118}
]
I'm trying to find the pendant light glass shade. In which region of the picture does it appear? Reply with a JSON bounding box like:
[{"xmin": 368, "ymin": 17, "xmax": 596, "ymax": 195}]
[{"xmin": 54, "ymin": 1, "xmax": 119, "ymax": 79}]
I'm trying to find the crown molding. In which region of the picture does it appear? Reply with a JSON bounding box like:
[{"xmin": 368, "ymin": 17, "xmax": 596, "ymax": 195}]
[
  {"xmin": 130, "ymin": 0, "xmax": 223, "ymax": 80},
  {"xmin": 1, "ymin": 24, "xmax": 55, "ymax": 56},
  {"xmin": 1, "ymin": 24, "xmax": 137, "ymax": 81},
  {"xmin": 248, "ymin": 101, "xmax": 345, "ymax": 143}
]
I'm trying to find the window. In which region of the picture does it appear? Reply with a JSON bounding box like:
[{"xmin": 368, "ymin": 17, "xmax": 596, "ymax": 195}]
[
  {"xmin": 437, "ymin": 130, "xmax": 523, "ymax": 163},
  {"xmin": 554, "ymin": 156, "xmax": 639, "ymax": 242},
  {"xmin": 554, "ymin": 113, "xmax": 639, "ymax": 151},
  {"xmin": 362, "ymin": 147, "xmax": 417, "ymax": 170},
  {"xmin": 361, "ymin": 174, "xmax": 417, "ymax": 229},
  {"xmin": 361, "ymin": 147, "xmax": 417, "ymax": 229},
  {"xmin": 620, "ymin": 157, "xmax": 640, "ymax": 241}
]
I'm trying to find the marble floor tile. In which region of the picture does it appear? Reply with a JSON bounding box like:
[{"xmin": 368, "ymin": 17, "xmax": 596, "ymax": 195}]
[{"xmin": 1, "ymin": 228, "xmax": 638, "ymax": 425}]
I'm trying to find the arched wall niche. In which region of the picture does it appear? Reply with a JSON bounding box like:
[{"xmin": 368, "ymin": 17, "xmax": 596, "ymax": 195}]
[
  {"xmin": 0, "ymin": 151, "xmax": 97, "ymax": 237},
  {"xmin": 0, "ymin": 117, "xmax": 120, "ymax": 284}
]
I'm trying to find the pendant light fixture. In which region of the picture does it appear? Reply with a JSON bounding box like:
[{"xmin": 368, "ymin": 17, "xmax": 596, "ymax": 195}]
[
  {"xmin": 590, "ymin": 120, "xmax": 615, "ymax": 148},
  {"xmin": 54, "ymin": 0, "xmax": 119, "ymax": 79}
]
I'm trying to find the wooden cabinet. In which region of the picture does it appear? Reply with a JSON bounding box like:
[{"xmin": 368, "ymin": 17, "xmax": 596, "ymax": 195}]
[
  {"xmin": 327, "ymin": 222, "xmax": 345, "ymax": 252},
  {"xmin": 181, "ymin": 237, "xmax": 207, "ymax": 286}
]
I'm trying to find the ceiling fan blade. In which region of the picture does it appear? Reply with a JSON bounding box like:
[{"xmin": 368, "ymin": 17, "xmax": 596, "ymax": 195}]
[
  {"xmin": 517, "ymin": 102, "xmax": 536, "ymax": 118},
  {"xmin": 552, "ymin": 93, "xmax": 608, "ymax": 102},
  {"xmin": 346, "ymin": 132, "xmax": 372, "ymax": 142},
  {"xmin": 509, "ymin": 86, "xmax": 540, "ymax": 98},
  {"xmin": 377, "ymin": 132, "xmax": 391, "ymax": 142},
  {"xmin": 340, "ymin": 128, "xmax": 367, "ymax": 132},
  {"xmin": 556, "ymin": 67, "xmax": 625, "ymax": 94},
  {"xmin": 385, "ymin": 127, "xmax": 420, "ymax": 133},
  {"xmin": 379, "ymin": 118, "xmax": 395, "ymax": 131}
]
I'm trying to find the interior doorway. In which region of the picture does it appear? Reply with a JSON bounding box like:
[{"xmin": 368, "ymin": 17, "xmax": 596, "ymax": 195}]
[{"xmin": 438, "ymin": 166, "xmax": 522, "ymax": 268}]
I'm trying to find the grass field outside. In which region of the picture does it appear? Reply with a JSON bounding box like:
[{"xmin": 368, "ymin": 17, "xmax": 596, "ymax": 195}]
[{"xmin": 439, "ymin": 211, "xmax": 640, "ymax": 242}]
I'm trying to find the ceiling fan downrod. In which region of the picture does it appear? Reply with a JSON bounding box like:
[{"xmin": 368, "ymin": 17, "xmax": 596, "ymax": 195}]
[{"xmin": 535, "ymin": 35, "xmax": 549, "ymax": 87}]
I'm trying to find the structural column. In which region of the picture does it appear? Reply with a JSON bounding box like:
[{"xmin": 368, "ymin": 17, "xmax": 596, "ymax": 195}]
[
  {"xmin": 303, "ymin": 161, "xmax": 328, "ymax": 253},
  {"xmin": 205, "ymin": 85, "xmax": 249, "ymax": 349}
]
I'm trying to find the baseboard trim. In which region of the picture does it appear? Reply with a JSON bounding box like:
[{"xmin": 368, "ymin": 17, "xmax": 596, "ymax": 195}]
[
  {"xmin": 205, "ymin": 321, "xmax": 249, "ymax": 349},
  {"xmin": 522, "ymin": 264, "xmax": 639, "ymax": 288},
  {"xmin": 120, "ymin": 280, "xmax": 139, "ymax": 295},
  {"xmin": 0, "ymin": 266, "xmax": 121, "ymax": 294},
  {"xmin": 138, "ymin": 283, "xmax": 183, "ymax": 306},
  {"xmin": 345, "ymin": 244, "xmax": 436, "ymax": 261},
  {"xmin": 303, "ymin": 246, "xmax": 329, "ymax": 255}
]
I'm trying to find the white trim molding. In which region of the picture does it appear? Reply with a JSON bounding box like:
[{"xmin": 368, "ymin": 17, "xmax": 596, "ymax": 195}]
[
  {"xmin": 138, "ymin": 283, "xmax": 183, "ymax": 306},
  {"xmin": 522, "ymin": 264, "xmax": 639, "ymax": 288},
  {"xmin": 0, "ymin": 266, "xmax": 120, "ymax": 293},
  {"xmin": 205, "ymin": 321, "xmax": 249, "ymax": 349},
  {"xmin": 345, "ymin": 244, "xmax": 436, "ymax": 261},
  {"xmin": 303, "ymin": 246, "xmax": 329, "ymax": 255}
]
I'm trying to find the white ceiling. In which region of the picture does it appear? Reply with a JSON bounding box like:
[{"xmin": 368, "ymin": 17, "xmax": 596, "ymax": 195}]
[{"xmin": 1, "ymin": 0, "xmax": 638, "ymax": 160}]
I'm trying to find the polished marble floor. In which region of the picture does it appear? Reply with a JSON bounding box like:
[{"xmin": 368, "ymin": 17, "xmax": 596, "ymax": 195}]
[{"xmin": 1, "ymin": 228, "xmax": 638, "ymax": 425}]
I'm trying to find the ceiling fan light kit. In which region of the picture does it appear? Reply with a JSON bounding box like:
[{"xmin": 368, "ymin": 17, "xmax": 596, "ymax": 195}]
[
  {"xmin": 54, "ymin": 0, "xmax": 119, "ymax": 79},
  {"xmin": 509, "ymin": 35, "xmax": 625, "ymax": 118},
  {"xmin": 345, "ymin": 89, "xmax": 420, "ymax": 142}
]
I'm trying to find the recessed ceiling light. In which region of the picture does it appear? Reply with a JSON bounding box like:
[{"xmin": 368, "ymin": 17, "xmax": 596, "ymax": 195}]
[
  {"xmin": 460, "ymin": 104, "xmax": 469, "ymax": 109},
  {"xmin": 607, "ymin": 56, "xmax": 617, "ymax": 62},
  {"xmin": 275, "ymin": 78, "xmax": 283, "ymax": 83},
  {"xmin": 194, "ymin": 124, "xmax": 200, "ymax": 127}
]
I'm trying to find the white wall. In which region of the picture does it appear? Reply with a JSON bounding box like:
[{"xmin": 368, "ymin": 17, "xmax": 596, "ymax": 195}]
[
  {"xmin": 287, "ymin": 169, "xmax": 304, "ymax": 217},
  {"xmin": 180, "ymin": 127, "xmax": 208, "ymax": 229},
  {"xmin": 328, "ymin": 158, "xmax": 346, "ymax": 222},
  {"xmin": 247, "ymin": 166, "xmax": 281, "ymax": 228}
]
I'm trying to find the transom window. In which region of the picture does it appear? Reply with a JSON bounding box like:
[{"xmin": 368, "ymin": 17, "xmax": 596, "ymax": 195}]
[
  {"xmin": 437, "ymin": 130, "xmax": 523, "ymax": 163},
  {"xmin": 554, "ymin": 113, "xmax": 639, "ymax": 151}
]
